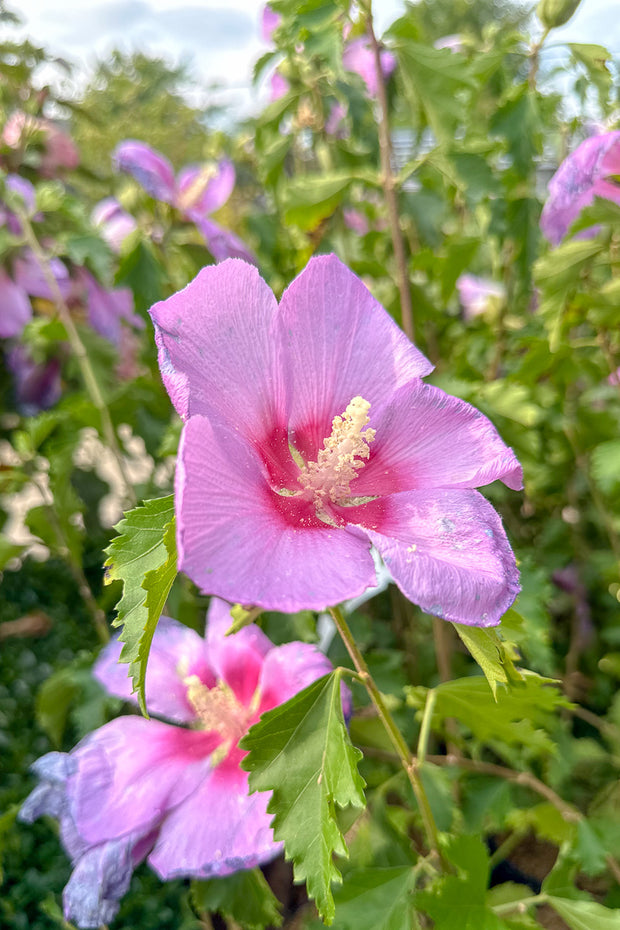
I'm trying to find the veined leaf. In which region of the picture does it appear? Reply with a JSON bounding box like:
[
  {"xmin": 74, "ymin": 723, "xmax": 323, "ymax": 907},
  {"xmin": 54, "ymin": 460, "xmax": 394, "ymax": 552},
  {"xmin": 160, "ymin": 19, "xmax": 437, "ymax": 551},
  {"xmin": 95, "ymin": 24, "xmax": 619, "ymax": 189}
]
[
  {"xmin": 331, "ymin": 866, "xmax": 418, "ymax": 930},
  {"xmin": 547, "ymin": 897, "xmax": 620, "ymax": 930},
  {"xmin": 190, "ymin": 869, "xmax": 282, "ymax": 930},
  {"xmin": 452, "ymin": 624, "xmax": 524, "ymax": 699},
  {"xmin": 104, "ymin": 494, "xmax": 177, "ymax": 714},
  {"xmin": 240, "ymin": 671, "xmax": 366, "ymax": 924}
]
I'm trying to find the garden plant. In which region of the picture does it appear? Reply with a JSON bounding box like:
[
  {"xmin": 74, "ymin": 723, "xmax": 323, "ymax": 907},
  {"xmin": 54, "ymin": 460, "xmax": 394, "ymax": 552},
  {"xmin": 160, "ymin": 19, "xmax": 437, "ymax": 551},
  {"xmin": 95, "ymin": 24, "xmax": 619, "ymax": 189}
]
[{"xmin": 2, "ymin": 0, "xmax": 620, "ymax": 928}]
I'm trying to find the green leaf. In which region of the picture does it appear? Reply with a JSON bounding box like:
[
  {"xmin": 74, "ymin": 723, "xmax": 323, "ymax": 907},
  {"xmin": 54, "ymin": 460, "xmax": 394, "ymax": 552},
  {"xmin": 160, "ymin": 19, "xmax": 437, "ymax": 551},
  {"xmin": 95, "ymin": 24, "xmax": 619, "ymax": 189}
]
[
  {"xmin": 331, "ymin": 866, "xmax": 417, "ymax": 930},
  {"xmin": 416, "ymin": 835, "xmax": 504, "ymax": 929},
  {"xmin": 104, "ymin": 495, "xmax": 177, "ymax": 714},
  {"xmin": 452, "ymin": 624, "xmax": 525, "ymax": 698},
  {"xmin": 408, "ymin": 673, "xmax": 569, "ymax": 756},
  {"xmin": 240, "ymin": 671, "xmax": 366, "ymax": 924},
  {"xmin": 281, "ymin": 172, "xmax": 357, "ymax": 230},
  {"xmin": 590, "ymin": 440, "xmax": 620, "ymax": 496},
  {"xmin": 0, "ymin": 535, "xmax": 25, "ymax": 569},
  {"xmin": 547, "ymin": 897, "xmax": 620, "ymax": 930},
  {"xmin": 190, "ymin": 869, "xmax": 282, "ymax": 930},
  {"xmin": 395, "ymin": 42, "xmax": 474, "ymax": 141}
]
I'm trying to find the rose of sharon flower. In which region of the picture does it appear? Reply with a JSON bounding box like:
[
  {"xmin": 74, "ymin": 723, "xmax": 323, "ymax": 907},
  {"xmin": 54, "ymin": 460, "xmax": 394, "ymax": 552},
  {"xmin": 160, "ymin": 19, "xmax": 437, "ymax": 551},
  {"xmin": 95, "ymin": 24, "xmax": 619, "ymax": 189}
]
[
  {"xmin": 20, "ymin": 598, "xmax": 335, "ymax": 929},
  {"xmin": 6, "ymin": 345, "xmax": 62, "ymax": 415},
  {"xmin": 541, "ymin": 130, "xmax": 620, "ymax": 246},
  {"xmin": 343, "ymin": 37, "xmax": 397, "ymax": 98},
  {"xmin": 91, "ymin": 197, "xmax": 137, "ymax": 253},
  {"xmin": 151, "ymin": 254, "xmax": 522, "ymax": 625},
  {"xmin": 2, "ymin": 111, "xmax": 79, "ymax": 177},
  {"xmin": 113, "ymin": 140, "xmax": 255, "ymax": 263},
  {"xmin": 456, "ymin": 274, "xmax": 506, "ymax": 321}
]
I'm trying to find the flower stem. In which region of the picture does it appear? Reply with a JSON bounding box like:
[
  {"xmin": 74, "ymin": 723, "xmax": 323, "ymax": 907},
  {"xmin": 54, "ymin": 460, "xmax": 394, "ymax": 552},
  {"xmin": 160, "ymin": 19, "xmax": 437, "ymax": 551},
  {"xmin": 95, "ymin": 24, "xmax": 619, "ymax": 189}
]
[
  {"xmin": 328, "ymin": 605, "xmax": 446, "ymax": 868},
  {"xmin": 15, "ymin": 208, "xmax": 136, "ymax": 508},
  {"xmin": 363, "ymin": 2, "xmax": 415, "ymax": 343}
]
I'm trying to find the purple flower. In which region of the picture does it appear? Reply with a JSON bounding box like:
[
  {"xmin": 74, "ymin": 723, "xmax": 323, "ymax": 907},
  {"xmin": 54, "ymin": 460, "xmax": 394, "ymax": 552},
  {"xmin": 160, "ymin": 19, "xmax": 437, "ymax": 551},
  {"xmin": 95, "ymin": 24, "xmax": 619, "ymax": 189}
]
[
  {"xmin": 72, "ymin": 268, "xmax": 143, "ymax": 348},
  {"xmin": 92, "ymin": 198, "xmax": 137, "ymax": 253},
  {"xmin": 13, "ymin": 250, "xmax": 72, "ymax": 302},
  {"xmin": 456, "ymin": 274, "xmax": 506, "ymax": 320},
  {"xmin": 150, "ymin": 254, "xmax": 522, "ymax": 626},
  {"xmin": 269, "ymin": 69, "xmax": 290, "ymax": 102},
  {"xmin": 0, "ymin": 174, "xmax": 37, "ymax": 235},
  {"xmin": 3, "ymin": 111, "xmax": 79, "ymax": 176},
  {"xmin": 6, "ymin": 344, "xmax": 62, "ymax": 415},
  {"xmin": 261, "ymin": 3, "xmax": 281, "ymax": 43},
  {"xmin": 0, "ymin": 268, "xmax": 32, "ymax": 337},
  {"xmin": 343, "ymin": 208, "xmax": 370, "ymax": 236},
  {"xmin": 343, "ymin": 38, "xmax": 397, "ymax": 98},
  {"xmin": 541, "ymin": 130, "xmax": 620, "ymax": 246},
  {"xmin": 20, "ymin": 599, "xmax": 334, "ymax": 929},
  {"xmin": 113, "ymin": 141, "xmax": 255, "ymax": 263}
]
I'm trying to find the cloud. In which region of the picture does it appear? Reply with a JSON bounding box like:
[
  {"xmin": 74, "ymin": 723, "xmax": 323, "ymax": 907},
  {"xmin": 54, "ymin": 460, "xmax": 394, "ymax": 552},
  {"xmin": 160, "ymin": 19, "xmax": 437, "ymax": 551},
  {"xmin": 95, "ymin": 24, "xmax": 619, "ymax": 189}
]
[{"xmin": 157, "ymin": 6, "xmax": 254, "ymax": 49}]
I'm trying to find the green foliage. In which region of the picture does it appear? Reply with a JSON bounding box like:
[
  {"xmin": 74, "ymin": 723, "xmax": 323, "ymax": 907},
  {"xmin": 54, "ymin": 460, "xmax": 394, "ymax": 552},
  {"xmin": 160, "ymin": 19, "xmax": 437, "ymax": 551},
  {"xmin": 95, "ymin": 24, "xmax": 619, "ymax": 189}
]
[
  {"xmin": 331, "ymin": 866, "xmax": 418, "ymax": 930},
  {"xmin": 240, "ymin": 671, "xmax": 366, "ymax": 923},
  {"xmin": 104, "ymin": 495, "xmax": 177, "ymax": 713},
  {"xmin": 190, "ymin": 869, "xmax": 282, "ymax": 930}
]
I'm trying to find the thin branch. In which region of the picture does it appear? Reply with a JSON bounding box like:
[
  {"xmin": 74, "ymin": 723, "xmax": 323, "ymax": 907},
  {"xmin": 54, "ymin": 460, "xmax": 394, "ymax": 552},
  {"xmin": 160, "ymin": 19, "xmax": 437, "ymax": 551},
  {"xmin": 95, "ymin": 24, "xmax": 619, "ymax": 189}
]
[
  {"xmin": 15, "ymin": 208, "xmax": 137, "ymax": 508},
  {"xmin": 364, "ymin": 4, "xmax": 415, "ymax": 342},
  {"xmin": 329, "ymin": 606, "xmax": 448, "ymax": 870}
]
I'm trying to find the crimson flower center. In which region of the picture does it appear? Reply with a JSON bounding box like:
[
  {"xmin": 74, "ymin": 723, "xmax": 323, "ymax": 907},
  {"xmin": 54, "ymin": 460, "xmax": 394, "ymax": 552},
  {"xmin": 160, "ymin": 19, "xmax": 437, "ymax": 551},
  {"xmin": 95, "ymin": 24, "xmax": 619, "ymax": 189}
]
[
  {"xmin": 185, "ymin": 676, "xmax": 252, "ymax": 759},
  {"xmin": 295, "ymin": 395, "xmax": 375, "ymax": 521}
]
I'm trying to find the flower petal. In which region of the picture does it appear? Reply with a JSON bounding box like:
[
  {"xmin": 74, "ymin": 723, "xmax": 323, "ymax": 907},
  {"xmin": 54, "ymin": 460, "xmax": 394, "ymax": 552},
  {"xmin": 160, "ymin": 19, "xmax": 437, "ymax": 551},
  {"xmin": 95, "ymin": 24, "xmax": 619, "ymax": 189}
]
[
  {"xmin": 0, "ymin": 270, "xmax": 32, "ymax": 337},
  {"xmin": 113, "ymin": 140, "xmax": 176, "ymax": 204},
  {"xmin": 63, "ymin": 839, "xmax": 135, "ymax": 929},
  {"xmin": 148, "ymin": 765, "xmax": 281, "ymax": 879},
  {"xmin": 149, "ymin": 259, "xmax": 285, "ymax": 428},
  {"xmin": 191, "ymin": 214, "xmax": 257, "ymax": 263},
  {"xmin": 357, "ymin": 489, "xmax": 519, "ymax": 626},
  {"xmin": 278, "ymin": 254, "xmax": 432, "ymax": 454},
  {"xmin": 176, "ymin": 414, "xmax": 377, "ymax": 612},
  {"xmin": 69, "ymin": 716, "xmax": 217, "ymax": 844},
  {"xmin": 94, "ymin": 616, "xmax": 215, "ymax": 723},
  {"xmin": 205, "ymin": 597, "xmax": 273, "ymax": 705},
  {"xmin": 177, "ymin": 159, "xmax": 235, "ymax": 215},
  {"xmin": 354, "ymin": 379, "xmax": 522, "ymax": 496},
  {"xmin": 257, "ymin": 641, "xmax": 334, "ymax": 713}
]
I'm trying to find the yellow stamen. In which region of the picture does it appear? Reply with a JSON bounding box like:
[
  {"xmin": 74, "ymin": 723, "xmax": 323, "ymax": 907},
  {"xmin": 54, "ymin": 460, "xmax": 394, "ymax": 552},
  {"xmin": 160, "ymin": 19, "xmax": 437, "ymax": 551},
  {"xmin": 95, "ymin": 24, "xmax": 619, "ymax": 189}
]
[{"xmin": 297, "ymin": 396, "xmax": 375, "ymax": 515}]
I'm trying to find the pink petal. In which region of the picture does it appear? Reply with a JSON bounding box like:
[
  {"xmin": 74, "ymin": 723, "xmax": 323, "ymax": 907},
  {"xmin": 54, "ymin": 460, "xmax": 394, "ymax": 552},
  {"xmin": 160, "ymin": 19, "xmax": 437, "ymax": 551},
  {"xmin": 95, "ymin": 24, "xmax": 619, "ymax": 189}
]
[
  {"xmin": 343, "ymin": 38, "xmax": 396, "ymax": 97},
  {"xmin": 261, "ymin": 4, "xmax": 281, "ymax": 43},
  {"xmin": 353, "ymin": 380, "xmax": 522, "ymax": 497},
  {"xmin": 0, "ymin": 270, "xmax": 32, "ymax": 337},
  {"xmin": 176, "ymin": 414, "xmax": 377, "ymax": 612},
  {"xmin": 278, "ymin": 254, "xmax": 432, "ymax": 456},
  {"xmin": 149, "ymin": 259, "xmax": 285, "ymax": 428},
  {"xmin": 191, "ymin": 214, "xmax": 257, "ymax": 263},
  {"xmin": 148, "ymin": 764, "xmax": 281, "ymax": 879},
  {"xmin": 93, "ymin": 616, "xmax": 215, "ymax": 723},
  {"xmin": 257, "ymin": 641, "xmax": 334, "ymax": 713},
  {"xmin": 113, "ymin": 140, "xmax": 176, "ymax": 204},
  {"xmin": 69, "ymin": 716, "xmax": 218, "ymax": 845},
  {"xmin": 13, "ymin": 251, "xmax": 71, "ymax": 301},
  {"xmin": 357, "ymin": 489, "xmax": 520, "ymax": 626},
  {"xmin": 205, "ymin": 597, "xmax": 273, "ymax": 705},
  {"xmin": 177, "ymin": 159, "xmax": 235, "ymax": 216}
]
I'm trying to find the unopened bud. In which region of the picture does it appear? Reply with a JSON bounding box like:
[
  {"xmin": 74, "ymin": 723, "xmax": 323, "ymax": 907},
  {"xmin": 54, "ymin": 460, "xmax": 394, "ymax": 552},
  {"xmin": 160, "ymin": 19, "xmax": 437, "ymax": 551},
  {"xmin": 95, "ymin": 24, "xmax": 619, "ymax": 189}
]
[{"xmin": 536, "ymin": 0, "xmax": 582, "ymax": 29}]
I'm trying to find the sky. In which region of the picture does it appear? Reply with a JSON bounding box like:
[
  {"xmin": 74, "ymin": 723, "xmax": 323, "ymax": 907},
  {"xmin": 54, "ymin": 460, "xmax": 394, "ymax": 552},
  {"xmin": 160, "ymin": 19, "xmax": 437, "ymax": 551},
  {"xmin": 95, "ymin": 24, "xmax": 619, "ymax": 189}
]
[{"xmin": 5, "ymin": 0, "xmax": 619, "ymax": 117}]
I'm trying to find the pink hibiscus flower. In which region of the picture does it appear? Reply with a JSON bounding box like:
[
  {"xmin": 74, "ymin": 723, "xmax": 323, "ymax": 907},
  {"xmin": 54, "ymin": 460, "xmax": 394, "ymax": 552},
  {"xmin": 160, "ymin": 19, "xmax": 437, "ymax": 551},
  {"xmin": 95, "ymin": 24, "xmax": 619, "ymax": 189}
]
[
  {"xmin": 343, "ymin": 37, "xmax": 397, "ymax": 98},
  {"xmin": 540, "ymin": 130, "xmax": 620, "ymax": 246},
  {"xmin": 20, "ymin": 598, "xmax": 335, "ymax": 929},
  {"xmin": 150, "ymin": 254, "xmax": 522, "ymax": 626},
  {"xmin": 456, "ymin": 274, "xmax": 506, "ymax": 320},
  {"xmin": 113, "ymin": 140, "xmax": 255, "ymax": 263},
  {"xmin": 91, "ymin": 197, "xmax": 137, "ymax": 253}
]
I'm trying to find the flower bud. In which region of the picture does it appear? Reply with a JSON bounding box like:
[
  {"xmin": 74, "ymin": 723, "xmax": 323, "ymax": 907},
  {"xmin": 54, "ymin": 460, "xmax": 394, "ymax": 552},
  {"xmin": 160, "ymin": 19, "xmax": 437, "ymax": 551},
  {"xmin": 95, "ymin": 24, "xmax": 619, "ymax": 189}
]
[{"xmin": 536, "ymin": 0, "xmax": 582, "ymax": 29}]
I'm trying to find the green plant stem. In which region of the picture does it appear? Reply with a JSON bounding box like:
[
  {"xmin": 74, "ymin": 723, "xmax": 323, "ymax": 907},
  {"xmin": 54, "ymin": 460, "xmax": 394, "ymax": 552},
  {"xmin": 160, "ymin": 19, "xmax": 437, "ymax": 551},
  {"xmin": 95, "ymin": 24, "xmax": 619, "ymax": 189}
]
[
  {"xmin": 31, "ymin": 476, "xmax": 109, "ymax": 644},
  {"xmin": 363, "ymin": 3, "xmax": 415, "ymax": 343},
  {"xmin": 328, "ymin": 605, "xmax": 446, "ymax": 869},
  {"xmin": 15, "ymin": 209, "xmax": 136, "ymax": 509},
  {"xmin": 493, "ymin": 892, "xmax": 548, "ymax": 915},
  {"xmin": 417, "ymin": 689, "xmax": 436, "ymax": 764},
  {"xmin": 488, "ymin": 831, "xmax": 524, "ymax": 870}
]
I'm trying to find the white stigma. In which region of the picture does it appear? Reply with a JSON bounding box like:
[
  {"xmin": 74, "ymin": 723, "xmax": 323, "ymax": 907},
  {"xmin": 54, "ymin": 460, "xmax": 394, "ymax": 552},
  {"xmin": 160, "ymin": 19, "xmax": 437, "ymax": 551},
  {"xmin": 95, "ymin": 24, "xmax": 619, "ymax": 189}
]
[{"xmin": 297, "ymin": 396, "xmax": 375, "ymax": 513}]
